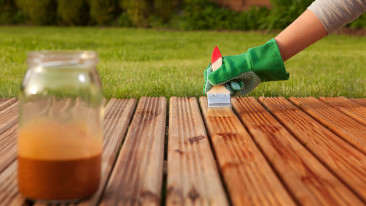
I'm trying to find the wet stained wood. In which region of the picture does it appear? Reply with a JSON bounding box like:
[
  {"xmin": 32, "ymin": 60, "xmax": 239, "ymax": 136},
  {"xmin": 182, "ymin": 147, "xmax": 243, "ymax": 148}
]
[
  {"xmin": 78, "ymin": 98, "xmax": 137, "ymax": 205},
  {"xmin": 319, "ymin": 97, "xmax": 366, "ymax": 125},
  {"xmin": 0, "ymin": 98, "xmax": 137, "ymax": 206},
  {"xmin": 100, "ymin": 97, "xmax": 167, "ymax": 206},
  {"xmin": 350, "ymin": 98, "xmax": 366, "ymax": 107},
  {"xmin": 1, "ymin": 97, "xmax": 366, "ymax": 206},
  {"xmin": 0, "ymin": 98, "xmax": 17, "ymax": 111},
  {"xmin": 0, "ymin": 99, "xmax": 18, "ymax": 173},
  {"xmin": 199, "ymin": 97, "xmax": 295, "ymax": 206},
  {"xmin": 0, "ymin": 124, "xmax": 17, "ymax": 173},
  {"xmin": 0, "ymin": 100, "xmax": 18, "ymax": 135},
  {"xmin": 290, "ymin": 97, "xmax": 366, "ymax": 154},
  {"xmin": 0, "ymin": 161, "xmax": 27, "ymax": 205},
  {"xmin": 232, "ymin": 97, "xmax": 363, "ymax": 205},
  {"xmin": 259, "ymin": 97, "xmax": 366, "ymax": 201},
  {"xmin": 167, "ymin": 97, "xmax": 228, "ymax": 206}
]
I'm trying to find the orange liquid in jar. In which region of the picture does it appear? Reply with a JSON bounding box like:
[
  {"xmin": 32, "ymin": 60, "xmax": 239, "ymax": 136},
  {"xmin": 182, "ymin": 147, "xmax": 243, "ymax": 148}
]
[{"xmin": 17, "ymin": 119, "xmax": 103, "ymax": 201}]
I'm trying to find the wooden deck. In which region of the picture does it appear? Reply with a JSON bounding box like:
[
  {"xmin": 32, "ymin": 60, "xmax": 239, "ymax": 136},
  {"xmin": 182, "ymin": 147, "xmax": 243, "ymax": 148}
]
[{"xmin": 0, "ymin": 97, "xmax": 365, "ymax": 206}]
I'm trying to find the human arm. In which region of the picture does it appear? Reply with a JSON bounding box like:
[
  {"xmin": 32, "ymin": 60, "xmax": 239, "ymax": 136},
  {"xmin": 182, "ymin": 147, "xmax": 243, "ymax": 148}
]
[
  {"xmin": 204, "ymin": 0, "xmax": 366, "ymax": 96},
  {"xmin": 276, "ymin": 0, "xmax": 366, "ymax": 61},
  {"xmin": 275, "ymin": 9, "xmax": 327, "ymax": 61}
]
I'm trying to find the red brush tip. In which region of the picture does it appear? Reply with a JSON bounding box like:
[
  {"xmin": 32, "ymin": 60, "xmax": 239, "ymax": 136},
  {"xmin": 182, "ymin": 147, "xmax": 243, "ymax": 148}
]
[{"xmin": 211, "ymin": 46, "xmax": 222, "ymax": 64}]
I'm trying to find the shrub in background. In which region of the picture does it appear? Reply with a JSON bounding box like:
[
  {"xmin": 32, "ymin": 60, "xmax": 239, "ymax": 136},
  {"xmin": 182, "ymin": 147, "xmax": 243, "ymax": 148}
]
[
  {"xmin": 90, "ymin": 0, "xmax": 120, "ymax": 25},
  {"xmin": 231, "ymin": 6, "xmax": 270, "ymax": 30},
  {"xmin": 0, "ymin": 0, "xmax": 20, "ymax": 24},
  {"xmin": 349, "ymin": 13, "xmax": 366, "ymax": 29},
  {"xmin": 178, "ymin": 0, "xmax": 231, "ymax": 30},
  {"xmin": 121, "ymin": 0, "xmax": 153, "ymax": 27},
  {"xmin": 147, "ymin": 0, "xmax": 180, "ymax": 28},
  {"xmin": 0, "ymin": 0, "xmax": 365, "ymax": 30},
  {"xmin": 148, "ymin": 14, "xmax": 165, "ymax": 28},
  {"xmin": 154, "ymin": 0, "xmax": 178, "ymax": 21},
  {"xmin": 16, "ymin": 0, "xmax": 56, "ymax": 25},
  {"xmin": 114, "ymin": 12, "xmax": 133, "ymax": 27},
  {"xmin": 264, "ymin": 0, "xmax": 313, "ymax": 30},
  {"xmin": 57, "ymin": 0, "xmax": 89, "ymax": 25},
  {"xmin": 174, "ymin": 0, "xmax": 269, "ymax": 31}
]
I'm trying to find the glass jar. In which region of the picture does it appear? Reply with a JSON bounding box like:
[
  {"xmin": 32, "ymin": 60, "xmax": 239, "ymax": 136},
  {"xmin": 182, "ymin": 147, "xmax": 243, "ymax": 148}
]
[{"xmin": 18, "ymin": 51, "xmax": 104, "ymax": 203}]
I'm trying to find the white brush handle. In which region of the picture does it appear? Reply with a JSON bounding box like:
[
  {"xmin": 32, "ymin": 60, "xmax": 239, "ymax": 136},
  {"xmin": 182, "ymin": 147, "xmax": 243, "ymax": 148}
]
[
  {"xmin": 211, "ymin": 57, "xmax": 222, "ymax": 71},
  {"xmin": 207, "ymin": 57, "xmax": 231, "ymax": 95}
]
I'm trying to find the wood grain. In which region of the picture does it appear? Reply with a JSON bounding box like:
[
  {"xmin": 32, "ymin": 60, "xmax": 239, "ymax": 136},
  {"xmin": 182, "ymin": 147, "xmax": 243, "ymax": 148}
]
[
  {"xmin": 319, "ymin": 97, "xmax": 366, "ymax": 126},
  {"xmin": 290, "ymin": 97, "xmax": 366, "ymax": 154},
  {"xmin": 78, "ymin": 98, "xmax": 137, "ymax": 205},
  {"xmin": 0, "ymin": 98, "xmax": 137, "ymax": 206},
  {"xmin": 0, "ymin": 100, "xmax": 18, "ymax": 135},
  {"xmin": 0, "ymin": 161, "xmax": 28, "ymax": 205},
  {"xmin": 100, "ymin": 97, "xmax": 167, "ymax": 206},
  {"xmin": 0, "ymin": 98, "xmax": 17, "ymax": 111},
  {"xmin": 199, "ymin": 97, "xmax": 295, "ymax": 206},
  {"xmin": 232, "ymin": 97, "xmax": 363, "ymax": 205},
  {"xmin": 0, "ymin": 101, "xmax": 23, "ymax": 204},
  {"xmin": 350, "ymin": 98, "xmax": 366, "ymax": 106},
  {"xmin": 259, "ymin": 97, "xmax": 366, "ymax": 201},
  {"xmin": 0, "ymin": 124, "xmax": 17, "ymax": 173},
  {"xmin": 167, "ymin": 97, "xmax": 228, "ymax": 206}
]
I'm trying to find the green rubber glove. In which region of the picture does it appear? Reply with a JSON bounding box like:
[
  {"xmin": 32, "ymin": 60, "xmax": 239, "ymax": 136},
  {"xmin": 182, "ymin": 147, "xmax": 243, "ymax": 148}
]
[{"xmin": 203, "ymin": 38, "xmax": 289, "ymax": 96}]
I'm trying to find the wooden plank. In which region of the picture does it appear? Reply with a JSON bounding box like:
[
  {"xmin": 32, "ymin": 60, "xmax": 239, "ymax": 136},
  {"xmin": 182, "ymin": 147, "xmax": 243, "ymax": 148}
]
[
  {"xmin": 0, "ymin": 98, "xmax": 137, "ymax": 205},
  {"xmin": 199, "ymin": 97, "xmax": 295, "ymax": 206},
  {"xmin": 259, "ymin": 97, "xmax": 366, "ymax": 201},
  {"xmin": 289, "ymin": 97, "xmax": 366, "ymax": 154},
  {"xmin": 0, "ymin": 98, "xmax": 17, "ymax": 111},
  {"xmin": 350, "ymin": 98, "xmax": 366, "ymax": 107},
  {"xmin": 167, "ymin": 97, "xmax": 228, "ymax": 206},
  {"xmin": 78, "ymin": 98, "xmax": 137, "ymax": 205},
  {"xmin": 232, "ymin": 97, "xmax": 363, "ymax": 205},
  {"xmin": 319, "ymin": 97, "xmax": 366, "ymax": 125},
  {"xmin": 0, "ymin": 100, "xmax": 18, "ymax": 135},
  {"xmin": 0, "ymin": 124, "xmax": 17, "ymax": 173},
  {"xmin": 0, "ymin": 160, "xmax": 27, "ymax": 205},
  {"xmin": 100, "ymin": 97, "xmax": 167, "ymax": 205},
  {"xmin": 0, "ymin": 99, "xmax": 18, "ymax": 173}
]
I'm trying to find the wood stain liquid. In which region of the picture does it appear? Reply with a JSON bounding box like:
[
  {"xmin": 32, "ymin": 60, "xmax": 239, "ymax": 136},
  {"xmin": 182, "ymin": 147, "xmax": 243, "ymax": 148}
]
[{"xmin": 17, "ymin": 119, "xmax": 103, "ymax": 202}]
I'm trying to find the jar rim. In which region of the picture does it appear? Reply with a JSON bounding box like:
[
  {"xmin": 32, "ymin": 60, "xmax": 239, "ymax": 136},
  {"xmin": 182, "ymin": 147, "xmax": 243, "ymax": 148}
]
[{"xmin": 27, "ymin": 50, "xmax": 98, "ymax": 67}]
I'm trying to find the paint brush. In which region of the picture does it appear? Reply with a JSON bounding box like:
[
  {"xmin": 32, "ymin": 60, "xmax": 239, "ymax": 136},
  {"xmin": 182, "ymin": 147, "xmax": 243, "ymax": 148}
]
[{"xmin": 207, "ymin": 46, "xmax": 231, "ymax": 108}]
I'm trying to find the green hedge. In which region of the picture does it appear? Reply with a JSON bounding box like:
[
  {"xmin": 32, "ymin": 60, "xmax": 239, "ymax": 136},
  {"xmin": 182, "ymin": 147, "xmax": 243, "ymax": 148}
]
[
  {"xmin": 90, "ymin": 0, "xmax": 120, "ymax": 25},
  {"xmin": 0, "ymin": 0, "xmax": 20, "ymax": 24},
  {"xmin": 173, "ymin": 0, "xmax": 269, "ymax": 30},
  {"xmin": 265, "ymin": 0, "xmax": 313, "ymax": 30},
  {"xmin": 16, "ymin": 0, "xmax": 56, "ymax": 25},
  {"xmin": 154, "ymin": 0, "xmax": 178, "ymax": 21},
  {"xmin": 121, "ymin": 0, "xmax": 152, "ymax": 27},
  {"xmin": 57, "ymin": 0, "xmax": 90, "ymax": 25},
  {"xmin": 349, "ymin": 13, "xmax": 366, "ymax": 29},
  {"xmin": 1, "ymin": 0, "xmax": 365, "ymax": 30}
]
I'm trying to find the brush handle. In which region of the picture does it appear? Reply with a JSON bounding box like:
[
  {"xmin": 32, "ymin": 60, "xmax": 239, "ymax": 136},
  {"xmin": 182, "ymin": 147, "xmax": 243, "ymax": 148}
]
[
  {"xmin": 207, "ymin": 55, "xmax": 231, "ymax": 95},
  {"xmin": 211, "ymin": 57, "xmax": 222, "ymax": 71}
]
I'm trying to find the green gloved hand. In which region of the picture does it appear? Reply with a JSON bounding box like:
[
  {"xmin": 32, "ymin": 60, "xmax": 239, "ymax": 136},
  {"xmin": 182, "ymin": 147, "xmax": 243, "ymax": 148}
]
[{"xmin": 203, "ymin": 38, "xmax": 289, "ymax": 96}]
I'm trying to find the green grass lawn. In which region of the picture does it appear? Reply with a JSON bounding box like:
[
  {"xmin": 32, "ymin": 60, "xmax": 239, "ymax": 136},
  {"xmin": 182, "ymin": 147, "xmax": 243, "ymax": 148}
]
[{"xmin": 0, "ymin": 27, "xmax": 365, "ymax": 99}]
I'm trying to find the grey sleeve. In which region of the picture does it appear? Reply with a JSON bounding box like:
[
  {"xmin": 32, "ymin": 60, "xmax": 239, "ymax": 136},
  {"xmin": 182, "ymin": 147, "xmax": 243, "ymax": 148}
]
[{"xmin": 308, "ymin": 0, "xmax": 366, "ymax": 33}]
